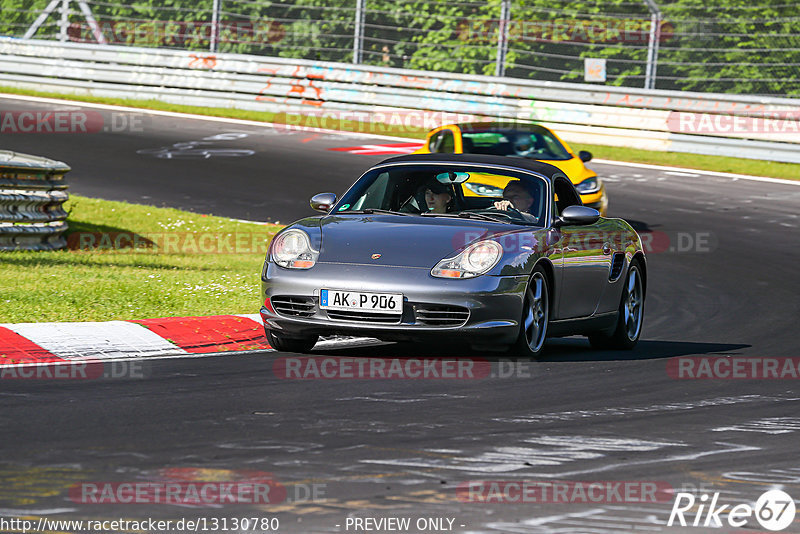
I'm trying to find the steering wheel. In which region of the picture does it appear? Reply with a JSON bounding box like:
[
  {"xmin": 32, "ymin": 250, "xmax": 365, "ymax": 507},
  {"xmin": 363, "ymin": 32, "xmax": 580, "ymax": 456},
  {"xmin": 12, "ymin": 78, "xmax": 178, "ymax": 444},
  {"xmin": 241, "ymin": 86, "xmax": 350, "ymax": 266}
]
[{"xmin": 473, "ymin": 206, "xmax": 526, "ymax": 221}]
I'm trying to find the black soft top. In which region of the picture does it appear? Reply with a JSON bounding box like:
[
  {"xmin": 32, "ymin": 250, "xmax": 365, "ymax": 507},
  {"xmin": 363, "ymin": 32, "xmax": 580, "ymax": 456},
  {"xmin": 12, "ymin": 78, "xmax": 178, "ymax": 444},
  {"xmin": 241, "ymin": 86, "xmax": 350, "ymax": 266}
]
[{"xmin": 376, "ymin": 153, "xmax": 564, "ymax": 180}]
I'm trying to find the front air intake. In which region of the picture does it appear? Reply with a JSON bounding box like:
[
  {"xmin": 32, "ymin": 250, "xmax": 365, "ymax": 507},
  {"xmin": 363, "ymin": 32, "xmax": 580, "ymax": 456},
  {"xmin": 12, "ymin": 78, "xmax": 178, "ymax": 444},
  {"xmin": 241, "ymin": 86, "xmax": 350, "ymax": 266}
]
[
  {"xmin": 272, "ymin": 296, "xmax": 316, "ymax": 317},
  {"xmin": 414, "ymin": 305, "xmax": 470, "ymax": 327}
]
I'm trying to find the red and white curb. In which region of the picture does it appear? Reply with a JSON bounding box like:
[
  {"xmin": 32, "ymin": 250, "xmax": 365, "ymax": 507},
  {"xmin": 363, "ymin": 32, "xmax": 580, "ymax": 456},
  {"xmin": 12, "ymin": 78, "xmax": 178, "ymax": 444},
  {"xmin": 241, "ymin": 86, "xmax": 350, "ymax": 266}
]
[
  {"xmin": 0, "ymin": 315, "xmax": 379, "ymax": 368},
  {"xmin": 0, "ymin": 314, "xmax": 271, "ymax": 366}
]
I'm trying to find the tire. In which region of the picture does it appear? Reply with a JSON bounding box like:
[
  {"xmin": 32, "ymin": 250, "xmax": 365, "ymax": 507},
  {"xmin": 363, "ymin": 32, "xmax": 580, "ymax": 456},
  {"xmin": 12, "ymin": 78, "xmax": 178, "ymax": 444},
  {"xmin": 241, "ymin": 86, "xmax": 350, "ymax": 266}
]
[
  {"xmin": 511, "ymin": 266, "xmax": 550, "ymax": 358},
  {"xmin": 589, "ymin": 259, "xmax": 644, "ymax": 350},
  {"xmin": 265, "ymin": 329, "xmax": 318, "ymax": 353}
]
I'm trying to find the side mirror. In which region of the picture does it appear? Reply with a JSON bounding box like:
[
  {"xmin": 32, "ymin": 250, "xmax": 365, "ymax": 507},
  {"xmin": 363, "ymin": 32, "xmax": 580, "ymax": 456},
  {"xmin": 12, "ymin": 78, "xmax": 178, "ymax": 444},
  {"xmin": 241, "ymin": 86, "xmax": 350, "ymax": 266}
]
[
  {"xmin": 578, "ymin": 150, "xmax": 593, "ymax": 163},
  {"xmin": 310, "ymin": 192, "xmax": 337, "ymax": 213},
  {"xmin": 555, "ymin": 205, "xmax": 600, "ymax": 227}
]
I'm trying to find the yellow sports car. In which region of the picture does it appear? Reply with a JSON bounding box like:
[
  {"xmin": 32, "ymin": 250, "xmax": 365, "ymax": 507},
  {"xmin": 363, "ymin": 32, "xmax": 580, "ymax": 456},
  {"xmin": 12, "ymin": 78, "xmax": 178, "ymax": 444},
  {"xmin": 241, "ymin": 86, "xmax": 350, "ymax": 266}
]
[{"xmin": 414, "ymin": 122, "xmax": 607, "ymax": 215}]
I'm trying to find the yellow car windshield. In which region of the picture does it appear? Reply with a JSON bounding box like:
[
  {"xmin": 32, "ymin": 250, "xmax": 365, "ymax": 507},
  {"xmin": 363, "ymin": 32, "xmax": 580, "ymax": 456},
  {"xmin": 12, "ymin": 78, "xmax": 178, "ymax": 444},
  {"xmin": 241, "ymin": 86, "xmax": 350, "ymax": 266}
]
[{"xmin": 462, "ymin": 129, "xmax": 571, "ymax": 160}]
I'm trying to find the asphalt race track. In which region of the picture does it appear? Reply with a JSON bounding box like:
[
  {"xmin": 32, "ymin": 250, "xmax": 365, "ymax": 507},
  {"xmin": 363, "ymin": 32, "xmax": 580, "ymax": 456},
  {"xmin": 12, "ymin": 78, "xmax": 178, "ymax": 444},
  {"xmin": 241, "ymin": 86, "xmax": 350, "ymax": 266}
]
[{"xmin": 2, "ymin": 95, "xmax": 800, "ymax": 533}]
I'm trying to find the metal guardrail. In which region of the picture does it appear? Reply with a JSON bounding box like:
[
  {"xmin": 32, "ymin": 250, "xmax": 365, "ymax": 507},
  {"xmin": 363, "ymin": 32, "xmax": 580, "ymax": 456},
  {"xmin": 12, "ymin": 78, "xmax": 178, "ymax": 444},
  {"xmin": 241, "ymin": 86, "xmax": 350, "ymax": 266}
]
[
  {"xmin": 0, "ymin": 150, "xmax": 70, "ymax": 251},
  {"xmin": 1, "ymin": 38, "xmax": 799, "ymax": 163}
]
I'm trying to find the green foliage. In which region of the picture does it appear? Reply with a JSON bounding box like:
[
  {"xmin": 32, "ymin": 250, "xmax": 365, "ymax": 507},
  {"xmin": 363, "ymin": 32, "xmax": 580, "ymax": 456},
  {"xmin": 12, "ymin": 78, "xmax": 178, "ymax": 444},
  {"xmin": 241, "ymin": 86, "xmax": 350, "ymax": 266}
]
[{"xmin": 0, "ymin": 0, "xmax": 796, "ymax": 95}]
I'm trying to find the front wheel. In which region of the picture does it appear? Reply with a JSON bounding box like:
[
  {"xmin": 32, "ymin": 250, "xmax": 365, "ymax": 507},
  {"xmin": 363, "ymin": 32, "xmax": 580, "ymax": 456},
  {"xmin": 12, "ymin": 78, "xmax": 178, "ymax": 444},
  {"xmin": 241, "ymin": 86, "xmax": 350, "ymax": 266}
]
[
  {"xmin": 265, "ymin": 329, "xmax": 318, "ymax": 353},
  {"xmin": 589, "ymin": 260, "xmax": 644, "ymax": 350},
  {"xmin": 511, "ymin": 267, "xmax": 550, "ymax": 358}
]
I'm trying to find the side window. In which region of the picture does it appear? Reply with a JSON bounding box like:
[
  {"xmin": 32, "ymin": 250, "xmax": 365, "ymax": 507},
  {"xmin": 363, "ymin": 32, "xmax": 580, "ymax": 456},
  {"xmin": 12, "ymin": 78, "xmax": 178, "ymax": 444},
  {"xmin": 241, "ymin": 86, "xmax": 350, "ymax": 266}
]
[
  {"xmin": 428, "ymin": 131, "xmax": 441, "ymax": 152},
  {"xmin": 427, "ymin": 130, "xmax": 454, "ymax": 153},
  {"xmin": 553, "ymin": 175, "xmax": 581, "ymax": 215},
  {"xmin": 437, "ymin": 130, "xmax": 455, "ymax": 153}
]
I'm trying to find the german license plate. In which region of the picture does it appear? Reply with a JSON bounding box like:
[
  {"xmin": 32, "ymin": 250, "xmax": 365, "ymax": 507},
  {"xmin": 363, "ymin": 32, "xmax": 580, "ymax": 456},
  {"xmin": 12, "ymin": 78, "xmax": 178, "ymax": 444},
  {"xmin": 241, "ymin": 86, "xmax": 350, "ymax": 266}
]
[{"xmin": 320, "ymin": 289, "xmax": 402, "ymax": 314}]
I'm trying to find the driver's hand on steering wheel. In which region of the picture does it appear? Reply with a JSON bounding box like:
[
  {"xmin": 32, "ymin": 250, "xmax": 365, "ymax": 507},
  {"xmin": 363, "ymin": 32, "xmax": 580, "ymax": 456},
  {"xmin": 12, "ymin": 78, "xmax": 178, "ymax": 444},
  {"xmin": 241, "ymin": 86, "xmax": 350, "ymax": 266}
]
[{"xmin": 493, "ymin": 199, "xmax": 515, "ymax": 211}]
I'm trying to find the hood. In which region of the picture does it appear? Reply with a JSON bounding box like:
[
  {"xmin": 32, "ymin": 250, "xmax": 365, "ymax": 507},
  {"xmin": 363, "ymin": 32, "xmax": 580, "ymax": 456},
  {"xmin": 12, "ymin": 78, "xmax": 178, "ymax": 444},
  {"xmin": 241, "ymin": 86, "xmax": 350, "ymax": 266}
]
[{"xmin": 316, "ymin": 214, "xmax": 514, "ymax": 268}]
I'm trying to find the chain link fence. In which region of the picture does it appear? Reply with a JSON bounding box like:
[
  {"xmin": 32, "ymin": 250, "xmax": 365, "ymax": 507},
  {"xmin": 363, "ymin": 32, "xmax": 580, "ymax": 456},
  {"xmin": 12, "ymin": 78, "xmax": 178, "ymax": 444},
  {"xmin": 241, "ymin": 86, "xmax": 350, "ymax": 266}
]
[{"xmin": 1, "ymin": 0, "xmax": 798, "ymax": 96}]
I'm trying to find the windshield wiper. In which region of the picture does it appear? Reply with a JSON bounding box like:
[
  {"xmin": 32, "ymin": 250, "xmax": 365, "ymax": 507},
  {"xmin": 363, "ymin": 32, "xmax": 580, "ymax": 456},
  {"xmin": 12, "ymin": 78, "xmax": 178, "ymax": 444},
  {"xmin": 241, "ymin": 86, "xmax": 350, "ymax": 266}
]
[
  {"xmin": 337, "ymin": 209, "xmax": 411, "ymax": 216},
  {"xmin": 420, "ymin": 211, "xmax": 510, "ymax": 223},
  {"xmin": 421, "ymin": 211, "xmax": 538, "ymax": 225},
  {"xmin": 457, "ymin": 211, "xmax": 510, "ymax": 223}
]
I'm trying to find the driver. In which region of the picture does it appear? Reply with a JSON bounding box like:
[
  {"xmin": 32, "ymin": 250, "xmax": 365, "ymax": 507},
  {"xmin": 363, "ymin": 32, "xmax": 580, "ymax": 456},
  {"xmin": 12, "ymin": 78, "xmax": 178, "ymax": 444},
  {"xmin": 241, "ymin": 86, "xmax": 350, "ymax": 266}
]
[
  {"xmin": 493, "ymin": 180, "xmax": 537, "ymax": 214},
  {"xmin": 512, "ymin": 136, "xmax": 534, "ymax": 157}
]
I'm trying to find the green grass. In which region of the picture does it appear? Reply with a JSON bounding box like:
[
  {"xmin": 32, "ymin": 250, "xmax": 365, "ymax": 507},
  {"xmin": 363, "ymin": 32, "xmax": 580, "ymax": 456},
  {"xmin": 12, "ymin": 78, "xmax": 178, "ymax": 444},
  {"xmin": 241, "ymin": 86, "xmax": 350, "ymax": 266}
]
[
  {"xmin": 580, "ymin": 143, "xmax": 800, "ymax": 181},
  {"xmin": 0, "ymin": 195, "xmax": 282, "ymax": 323},
  {"xmin": 4, "ymin": 85, "xmax": 798, "ymax": 181}
]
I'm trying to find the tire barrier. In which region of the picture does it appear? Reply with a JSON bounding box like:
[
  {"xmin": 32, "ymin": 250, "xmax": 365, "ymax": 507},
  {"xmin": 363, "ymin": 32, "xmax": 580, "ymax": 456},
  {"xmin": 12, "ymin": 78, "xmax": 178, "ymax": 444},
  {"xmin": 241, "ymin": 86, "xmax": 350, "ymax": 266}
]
[{"xmin": 0, "ymin": 150, "xmax": 70, "ymax": 251}]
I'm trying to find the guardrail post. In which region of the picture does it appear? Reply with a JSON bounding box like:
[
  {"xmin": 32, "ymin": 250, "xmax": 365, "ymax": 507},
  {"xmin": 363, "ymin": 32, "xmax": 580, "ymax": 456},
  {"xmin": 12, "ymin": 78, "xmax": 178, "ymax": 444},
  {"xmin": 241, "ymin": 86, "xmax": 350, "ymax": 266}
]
[
  {"xmin": 643, "ymin": 0, "xmax": 661, "ymax": 90},
  {"xmin": 58, "ymin": 0, "xmax": 70, "ymax": 42},
  {"xmin": 353, "ymin": 0, "xmax": 365, "ymax": 64},
  {"xmin": 75, "ymin": 1, "xmax": 108, "ymax": 44},
  {"xmin": 210, "ymin": 0, "xmax": 221, "ymax": 52},
  {"xmin": 494, "ymin": 0, "xmax": 511, "ymax": 77},
  {"xmin": 24, "ymin": 0, "xmax": 107, "ymax": 43},
  {"xmin": 23, "ymin": 0, "xmax": 60, "ymax": 40}
]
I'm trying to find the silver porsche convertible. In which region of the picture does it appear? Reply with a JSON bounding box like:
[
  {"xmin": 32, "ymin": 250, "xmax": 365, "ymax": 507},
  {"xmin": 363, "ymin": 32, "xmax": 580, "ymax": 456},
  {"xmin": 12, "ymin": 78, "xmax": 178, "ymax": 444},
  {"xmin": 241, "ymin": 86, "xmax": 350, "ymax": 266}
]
[{"xmin": 260, "ymin": 154, "xmax": 646, "ymax": 357}]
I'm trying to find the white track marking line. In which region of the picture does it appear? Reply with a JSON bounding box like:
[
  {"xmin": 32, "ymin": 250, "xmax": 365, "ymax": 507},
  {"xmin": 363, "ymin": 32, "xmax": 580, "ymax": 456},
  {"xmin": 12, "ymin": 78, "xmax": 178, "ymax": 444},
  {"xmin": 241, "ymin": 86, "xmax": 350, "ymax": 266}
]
[
  {"xmin": 1, "ymin": 93, "xmax": 797, "ymax": 187},
  {"xmin": 235, "ymin": 313, "xmax": 263, "ymax": 324},
  {"xmin": 663, "ymin": 171, "xmax": 700, "ymax": 177},
  {"xmin": 592, "ymin": 158, "xmax": 800, "ymax": 186},
  {"xmin": 536, "ymin": 442, "xmax": 759, "ymax": 478},
  {"xmin": 0, "ymin": 93, "xmax": 414, "ymax": 142},
  {"xmin": 231, "ymin": 218, "xmax": 272, "ymax": 225},
  {"xmin": 0, "ymin": 508, "xmax": 77, "ymax": 516}
]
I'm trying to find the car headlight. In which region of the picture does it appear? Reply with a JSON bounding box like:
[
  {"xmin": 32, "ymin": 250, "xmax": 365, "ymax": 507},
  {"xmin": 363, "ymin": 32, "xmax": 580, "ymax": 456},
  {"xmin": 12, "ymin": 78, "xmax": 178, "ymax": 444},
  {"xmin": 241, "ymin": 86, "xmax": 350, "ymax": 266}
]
[
  {"xmin": 431, "ymin": 240, "xmax": 502, "ymax": 279},
  {"xmin": 270, "ymin": 229, "xmax": 318, "ymax": 269},
  {"xmin": 575, "ymin": 177, "xmax": 600, "ymax": 194},
  {"xmin": 464, "ymin": 182, "xmax": 505, "ymax": 197}
]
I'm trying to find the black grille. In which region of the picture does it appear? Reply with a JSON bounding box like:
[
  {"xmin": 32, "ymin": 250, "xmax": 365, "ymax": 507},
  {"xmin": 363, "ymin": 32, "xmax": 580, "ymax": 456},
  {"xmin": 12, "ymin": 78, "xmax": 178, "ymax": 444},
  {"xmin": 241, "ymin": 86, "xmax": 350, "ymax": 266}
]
[
  {"xmin": 325, "ymin": 309, "xmax": 401, "ymax": 324},
  {"xmin": 272, "ymin": 296, "xmax": 316, "ymax": 317},
  {"xmin": 610, "ymin": 253, "xmax": 626, "ymax": 280},
  {"xmin": 415, "ymin": 305, "xmax": 470, "ymax": 327}
]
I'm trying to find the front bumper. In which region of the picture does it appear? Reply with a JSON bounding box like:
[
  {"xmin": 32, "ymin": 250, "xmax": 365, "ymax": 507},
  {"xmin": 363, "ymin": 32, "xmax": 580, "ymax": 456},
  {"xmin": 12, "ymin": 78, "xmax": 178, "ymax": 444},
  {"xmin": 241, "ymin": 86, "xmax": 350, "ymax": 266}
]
[{"xmin": 261, "ymin": 262, "xmax": 527, "ymax": 345}]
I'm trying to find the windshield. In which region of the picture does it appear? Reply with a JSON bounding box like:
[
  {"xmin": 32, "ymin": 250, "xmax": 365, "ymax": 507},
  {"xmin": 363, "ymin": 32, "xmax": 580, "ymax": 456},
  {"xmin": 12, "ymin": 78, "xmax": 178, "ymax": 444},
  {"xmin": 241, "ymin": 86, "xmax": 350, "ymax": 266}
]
[
  {"xmin": 461, "ymin": 127, "xmax": 572, "ymax": 160},
  {"xmin": 334, "ymin": 164, "xmax": 548, "ymax": 225}
]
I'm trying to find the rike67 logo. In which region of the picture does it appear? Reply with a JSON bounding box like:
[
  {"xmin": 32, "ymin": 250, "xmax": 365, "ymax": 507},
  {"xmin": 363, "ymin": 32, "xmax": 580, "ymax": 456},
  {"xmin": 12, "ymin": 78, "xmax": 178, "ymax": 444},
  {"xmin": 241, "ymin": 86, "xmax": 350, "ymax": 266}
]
[{"xmin": 667, "ymin": 490, "xmax": 796, "ymax": 531}]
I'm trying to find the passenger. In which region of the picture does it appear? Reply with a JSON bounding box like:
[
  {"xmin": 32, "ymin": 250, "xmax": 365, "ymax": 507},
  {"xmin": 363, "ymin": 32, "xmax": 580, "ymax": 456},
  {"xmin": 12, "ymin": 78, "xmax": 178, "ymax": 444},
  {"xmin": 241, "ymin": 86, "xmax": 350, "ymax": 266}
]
[
  {"xmin": 422, "ymin": 180, "xmax": 454, "ymax": 214},
  {"xmin": 493, "ymin": 180, "xmax": 537, "ymax": 213}
]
